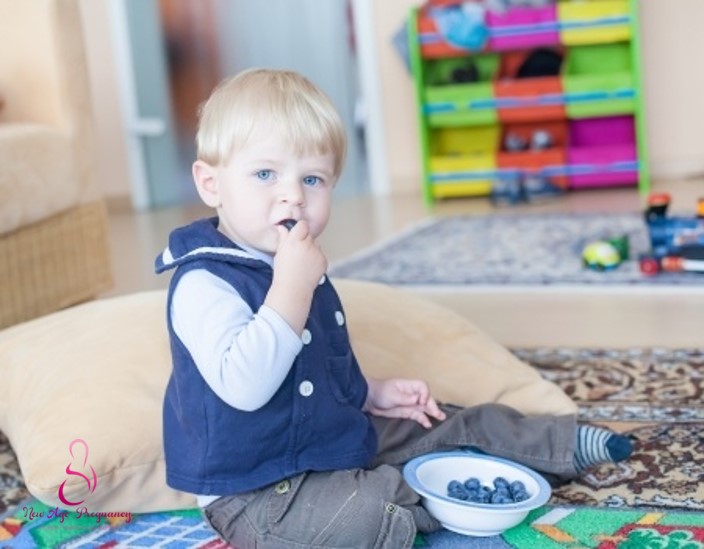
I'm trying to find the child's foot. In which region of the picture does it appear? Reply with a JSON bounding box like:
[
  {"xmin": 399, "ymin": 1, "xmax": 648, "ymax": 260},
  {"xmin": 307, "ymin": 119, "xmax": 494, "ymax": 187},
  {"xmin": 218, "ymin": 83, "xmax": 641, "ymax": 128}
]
[{"xmin": 573, "ymin": 425, "xmax": 633, "ymax": 472}]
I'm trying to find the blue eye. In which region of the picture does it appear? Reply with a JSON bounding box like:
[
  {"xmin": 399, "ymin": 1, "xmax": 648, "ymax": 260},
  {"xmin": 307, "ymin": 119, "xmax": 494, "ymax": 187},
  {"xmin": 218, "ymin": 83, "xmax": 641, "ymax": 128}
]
[
  {"xmin": 256, "ymin": 170, "xmax": 272, "ymax": 181},
  {"xmin": 303, "ymin": 175, "xmax": 322, "ymax": 187}
]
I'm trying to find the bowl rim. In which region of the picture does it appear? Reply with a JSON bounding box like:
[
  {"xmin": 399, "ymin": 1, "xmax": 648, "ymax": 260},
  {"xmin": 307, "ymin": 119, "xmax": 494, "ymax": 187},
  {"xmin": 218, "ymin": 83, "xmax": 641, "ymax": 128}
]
[{"xmin": 403, "ymin": 450, "xmax": 552, "ymax": 512}]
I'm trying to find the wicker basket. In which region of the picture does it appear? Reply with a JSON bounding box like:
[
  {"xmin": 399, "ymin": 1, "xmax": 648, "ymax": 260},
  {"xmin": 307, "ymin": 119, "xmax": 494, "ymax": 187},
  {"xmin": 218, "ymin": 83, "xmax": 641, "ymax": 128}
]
[{"xmin": 0, "ymin": 201, "xmax": 114, "ymax": 329}]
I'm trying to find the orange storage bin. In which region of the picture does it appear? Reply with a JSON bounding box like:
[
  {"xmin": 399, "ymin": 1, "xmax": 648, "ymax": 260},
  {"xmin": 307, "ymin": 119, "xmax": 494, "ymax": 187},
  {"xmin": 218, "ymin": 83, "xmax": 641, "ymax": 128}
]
[
  {"xmin": 498, "ymin": 121, "xmax": 568, "ymax": 188},
  {"xmin": 426, "ymin": 0, "xmax": 463, "ymax": 6},
  {"xmin": 493, "ymin": 49, "xmax": 566, "ymax": 123},
  {"xmin": 417, "ymin": 8, "xmax": 477, "ymax": 58}
]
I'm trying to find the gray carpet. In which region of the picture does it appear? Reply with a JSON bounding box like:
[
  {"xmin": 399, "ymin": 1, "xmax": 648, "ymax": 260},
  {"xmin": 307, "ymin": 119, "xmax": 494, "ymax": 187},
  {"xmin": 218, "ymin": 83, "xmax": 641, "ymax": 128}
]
[{"xmin": 330, "ymin": 212, "xmax": 704, "ymax": 286}]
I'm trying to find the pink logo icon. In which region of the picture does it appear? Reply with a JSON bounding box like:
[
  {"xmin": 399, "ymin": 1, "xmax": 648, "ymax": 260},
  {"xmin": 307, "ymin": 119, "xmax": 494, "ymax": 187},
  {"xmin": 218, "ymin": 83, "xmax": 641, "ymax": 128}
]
[{"xmin": 58, "ymin": 438, "xmax": 97, "ymax": 506}]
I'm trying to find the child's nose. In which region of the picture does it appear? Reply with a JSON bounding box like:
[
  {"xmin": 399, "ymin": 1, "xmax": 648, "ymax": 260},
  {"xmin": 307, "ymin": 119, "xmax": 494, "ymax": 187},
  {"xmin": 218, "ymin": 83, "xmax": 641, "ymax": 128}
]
[{"xmin": 279, "ymin": 179, "xmax": 304, "ymax": 205}]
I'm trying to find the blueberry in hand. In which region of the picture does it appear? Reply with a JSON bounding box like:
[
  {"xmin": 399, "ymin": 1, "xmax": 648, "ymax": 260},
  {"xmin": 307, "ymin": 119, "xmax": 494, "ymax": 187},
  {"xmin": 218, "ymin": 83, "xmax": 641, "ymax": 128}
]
[{"xmin": 280, "ymin": 219, "xmax": 297, "ymax": 231}]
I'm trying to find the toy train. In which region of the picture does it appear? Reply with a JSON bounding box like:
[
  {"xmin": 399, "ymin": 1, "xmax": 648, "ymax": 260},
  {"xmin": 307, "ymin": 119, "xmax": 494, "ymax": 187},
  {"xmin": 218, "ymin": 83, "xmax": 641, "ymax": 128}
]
[{"xmin": 639, "ymin": 193, "xmax": 704, "ymax": 275}]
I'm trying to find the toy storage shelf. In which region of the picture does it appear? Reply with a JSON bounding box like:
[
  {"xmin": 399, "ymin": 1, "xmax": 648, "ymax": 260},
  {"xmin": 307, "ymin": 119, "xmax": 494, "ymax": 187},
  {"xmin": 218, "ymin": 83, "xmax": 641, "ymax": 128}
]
[{"xmin": 409, "ymin": 0, "xmax": 649, "ymax": 204}]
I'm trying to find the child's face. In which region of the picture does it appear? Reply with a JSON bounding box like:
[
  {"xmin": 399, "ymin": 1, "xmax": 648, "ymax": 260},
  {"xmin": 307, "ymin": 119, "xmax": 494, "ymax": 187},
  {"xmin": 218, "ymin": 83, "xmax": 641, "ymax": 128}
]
[{"xmin": 208, "ymin": 128, "xmax": 336, "ymax": 255}]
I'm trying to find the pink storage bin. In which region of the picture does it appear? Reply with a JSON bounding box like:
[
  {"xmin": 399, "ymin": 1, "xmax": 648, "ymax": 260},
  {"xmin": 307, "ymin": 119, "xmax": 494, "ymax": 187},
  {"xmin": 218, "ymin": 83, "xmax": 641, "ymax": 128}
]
[
  {"xmin": 568, "ymin": 116, "xmax": 637, "ymax": 188},
  {"xmin": 570, "ymin": 115, "xmax": 635, "ymax": 147},
  {"xmin": 486, "ymin": 5, "xmax": 559, "ymax": 51}
]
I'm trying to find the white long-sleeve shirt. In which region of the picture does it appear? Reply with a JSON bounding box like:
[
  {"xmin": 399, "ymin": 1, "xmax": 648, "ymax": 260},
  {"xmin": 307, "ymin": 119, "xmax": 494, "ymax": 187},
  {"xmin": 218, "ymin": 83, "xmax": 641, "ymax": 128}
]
[{"xmin": 169, "ymin": 245, "xmax": 304, "ymax": 506}]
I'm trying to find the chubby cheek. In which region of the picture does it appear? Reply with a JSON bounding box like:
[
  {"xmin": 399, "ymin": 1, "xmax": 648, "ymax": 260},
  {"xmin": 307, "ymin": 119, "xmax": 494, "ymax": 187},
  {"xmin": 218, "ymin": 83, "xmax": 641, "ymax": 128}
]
[
  {"xmin": 307, "ymin": 208, "xmax": 330, "ymax": 238},
  {"xmin": 306, "ymin": 194, "xmax": 332, "ymax": 238}
]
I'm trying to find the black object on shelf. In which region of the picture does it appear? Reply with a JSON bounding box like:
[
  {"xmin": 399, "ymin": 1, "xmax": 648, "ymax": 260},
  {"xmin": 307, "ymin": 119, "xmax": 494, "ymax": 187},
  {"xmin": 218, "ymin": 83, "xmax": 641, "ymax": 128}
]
[
  {"xmin": 450, "ymin": 60, "xmax": 480, "ymax": 84},
  {"xmin": 516, "ymin": 48, "xmax": 563, "ymax": 78}
]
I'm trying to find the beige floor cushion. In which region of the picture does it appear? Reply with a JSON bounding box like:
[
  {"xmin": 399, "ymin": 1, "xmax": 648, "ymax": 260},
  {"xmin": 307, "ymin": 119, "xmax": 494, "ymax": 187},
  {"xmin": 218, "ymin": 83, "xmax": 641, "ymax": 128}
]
[{"xmin": 0, "ymin": 279, "xmax": 575, "ymax": 512}]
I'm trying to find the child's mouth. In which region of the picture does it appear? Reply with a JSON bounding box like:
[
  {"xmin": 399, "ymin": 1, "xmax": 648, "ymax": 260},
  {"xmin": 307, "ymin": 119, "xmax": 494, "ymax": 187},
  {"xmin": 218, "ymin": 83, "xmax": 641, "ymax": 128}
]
[{"xmin": 279, "ymin": 219, "xmax": 297, "ymax": 231}]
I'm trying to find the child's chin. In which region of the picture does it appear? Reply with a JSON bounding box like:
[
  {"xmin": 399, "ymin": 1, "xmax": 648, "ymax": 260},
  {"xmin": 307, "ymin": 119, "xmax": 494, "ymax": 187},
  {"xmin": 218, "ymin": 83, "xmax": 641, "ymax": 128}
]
[{"xmin": 260, "ymin": 241, "xmax": 278, "ymax": 256}]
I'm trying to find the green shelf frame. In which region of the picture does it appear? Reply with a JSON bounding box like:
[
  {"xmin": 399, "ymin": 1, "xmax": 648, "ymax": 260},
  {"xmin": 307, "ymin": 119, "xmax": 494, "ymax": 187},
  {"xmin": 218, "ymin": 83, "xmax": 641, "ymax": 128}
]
[{"xmin": 408, "ymin": 0, "xmax": 650, "ymax": 205}]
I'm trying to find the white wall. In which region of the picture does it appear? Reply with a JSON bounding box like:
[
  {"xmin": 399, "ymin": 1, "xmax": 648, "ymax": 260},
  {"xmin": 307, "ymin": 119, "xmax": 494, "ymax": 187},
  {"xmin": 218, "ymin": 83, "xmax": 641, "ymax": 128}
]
[
  {"xmin": 79, "ymin": 0, "xmax": 131, "ymax": 201},
  {"xmin": 368, "ymin": 0, "xmax": 425, "ymax": 195},
  {"xmin": 84, "ymin": 0, "xmax": 704, "ymax": 201},
  {"xmin": 638, "ymin": 1, "xmax": 704, "ymax": 179}
]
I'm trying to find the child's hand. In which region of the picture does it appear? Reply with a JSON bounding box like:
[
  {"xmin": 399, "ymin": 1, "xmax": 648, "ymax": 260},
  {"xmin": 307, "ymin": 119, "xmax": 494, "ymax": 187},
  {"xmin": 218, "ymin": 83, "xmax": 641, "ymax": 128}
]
[
  {"xmin": 265, "ymin": 220, "xmax": 327, "ymax": 334},
  {"xmin": 364, "ymin": 378, "xmax": 447, "ymax": 429},
  {"xmin": 273, "ymin": 220, "xmax": 327, "ymax": 290}
]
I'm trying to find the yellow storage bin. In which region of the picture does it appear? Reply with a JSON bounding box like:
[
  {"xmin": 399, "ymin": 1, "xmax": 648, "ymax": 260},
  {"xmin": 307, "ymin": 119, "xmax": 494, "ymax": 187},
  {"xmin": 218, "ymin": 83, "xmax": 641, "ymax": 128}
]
[
  {"xmin": 432, "ymin": 181, "xmax": 493, "ymax": 198},
  {"xmin": 428, "ymin": 125, "xmax": 498, "ymax": 197},
  {"xmin": 558, "ymin": 0, "xmax": 631, "ymax": 45},
  {"xmin": 429, "ymin": 154, "xmax": 496, "ymax": 198},
  {"xmin": 430, "ymin": 125, "xmax": 499, "ymax": 156}
]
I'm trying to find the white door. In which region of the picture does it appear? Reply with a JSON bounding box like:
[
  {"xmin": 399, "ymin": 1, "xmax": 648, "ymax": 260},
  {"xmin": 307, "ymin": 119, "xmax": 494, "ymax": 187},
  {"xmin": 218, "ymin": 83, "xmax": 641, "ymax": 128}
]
[{"xmin": 120, "ymin": 0, "xmax": 183, "ymax": 208}]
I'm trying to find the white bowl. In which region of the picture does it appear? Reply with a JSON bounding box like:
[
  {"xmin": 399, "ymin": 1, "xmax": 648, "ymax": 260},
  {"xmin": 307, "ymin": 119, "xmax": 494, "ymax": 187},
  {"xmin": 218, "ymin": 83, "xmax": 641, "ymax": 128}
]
[{"xmin": 403, "ymin": 451, "xmax": 551, "ymax": 537}]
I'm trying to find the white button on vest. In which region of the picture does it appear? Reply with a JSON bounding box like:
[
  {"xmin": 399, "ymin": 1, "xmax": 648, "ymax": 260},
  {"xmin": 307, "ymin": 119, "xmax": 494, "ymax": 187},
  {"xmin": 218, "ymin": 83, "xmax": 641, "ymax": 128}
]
[
  {"xmin": 301, "ymin": 329, "xmax": 312, "ymax": 345},
  {"xmin": 299, "ymin": 380, "xmax": 314, "ymax": 397},
  {"xmin": 335, "ymin": 311, "xmax": 345, "ymax": 326},
  {"xmin": 318, "ymin": 275, "xmax": 326, "ymax": 285}
]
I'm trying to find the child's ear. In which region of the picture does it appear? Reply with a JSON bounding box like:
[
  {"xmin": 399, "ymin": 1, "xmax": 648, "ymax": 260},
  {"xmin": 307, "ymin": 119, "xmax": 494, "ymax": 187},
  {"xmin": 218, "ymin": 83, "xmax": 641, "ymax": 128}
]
[{"xmin": 192, "ymin": 160, "xmax": 221, "ymax": 208}]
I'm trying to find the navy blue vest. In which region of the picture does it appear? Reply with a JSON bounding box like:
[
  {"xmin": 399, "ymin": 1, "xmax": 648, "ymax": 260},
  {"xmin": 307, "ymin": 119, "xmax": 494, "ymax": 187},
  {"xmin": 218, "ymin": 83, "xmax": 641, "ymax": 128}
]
[{"xmin": 155, "ymin": 218, "xmax": 377, "ymax": 495}]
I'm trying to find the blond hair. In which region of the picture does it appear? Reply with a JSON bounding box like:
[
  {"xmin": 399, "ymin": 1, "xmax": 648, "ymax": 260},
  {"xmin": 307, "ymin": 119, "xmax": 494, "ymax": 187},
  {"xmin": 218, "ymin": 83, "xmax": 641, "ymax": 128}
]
[{"xmin": 195, "ymin": 68, "xmax": 347, "ymax": 179}]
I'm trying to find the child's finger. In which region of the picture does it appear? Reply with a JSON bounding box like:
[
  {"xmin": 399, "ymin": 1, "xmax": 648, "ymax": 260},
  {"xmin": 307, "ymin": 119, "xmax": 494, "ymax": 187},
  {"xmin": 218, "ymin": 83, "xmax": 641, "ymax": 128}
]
[
  {"xmin": 290, "ymin": 219, "xmax": 309, "ymax": 239},
  {"xmin": 424, "ymin": 397, "xmax": 446, "ymax": 421},
  {"xmin": 408, "ymin": 409, "xmax": 432, "ymax": 429},
  {"xmin": 403, "ymin": 379, "xmax": 430, "ymax": 405},
  {"xmin": 395, "ymin": 405, "xmax": 436, "ymax": 429},
  {"xmin": 368, "ymin": 403, "xmax": 427, "ymax": 426},
  {"xmin": 411, "ymin": 382, "xmax": 430, "ymax": 406},
  {"xmin": 275, "ymin": 225, "xmax": 289, "ymax": 246}
]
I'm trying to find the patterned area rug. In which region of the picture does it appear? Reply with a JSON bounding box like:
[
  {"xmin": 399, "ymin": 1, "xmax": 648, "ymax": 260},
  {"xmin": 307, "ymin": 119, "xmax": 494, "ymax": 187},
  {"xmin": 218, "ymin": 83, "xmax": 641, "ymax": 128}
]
[
  {"xmin": 329, "ymin": 213, "xmax": 704, "ymax": 286},
  {"xmin": 514, "ymin": 348, "xmax": 704, "ymax": 511},
  {"xmin": 1, "ymin": 348, "xmax": 703, "ymax": 548}
]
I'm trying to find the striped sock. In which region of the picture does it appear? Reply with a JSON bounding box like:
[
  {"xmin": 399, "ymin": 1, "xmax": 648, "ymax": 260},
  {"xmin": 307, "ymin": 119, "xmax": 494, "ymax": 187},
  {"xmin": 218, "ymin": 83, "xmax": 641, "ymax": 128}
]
[{"xmin": 574, "ymin": 425, "xmax": 633, "ymax": 472}]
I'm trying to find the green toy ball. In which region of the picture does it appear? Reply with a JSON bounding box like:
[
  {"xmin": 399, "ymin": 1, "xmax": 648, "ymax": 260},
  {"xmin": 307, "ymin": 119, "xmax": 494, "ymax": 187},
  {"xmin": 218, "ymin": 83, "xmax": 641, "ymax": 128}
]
[{"xmin": 582, "ymin": 234, "xmax": 630, "ymax": 271}]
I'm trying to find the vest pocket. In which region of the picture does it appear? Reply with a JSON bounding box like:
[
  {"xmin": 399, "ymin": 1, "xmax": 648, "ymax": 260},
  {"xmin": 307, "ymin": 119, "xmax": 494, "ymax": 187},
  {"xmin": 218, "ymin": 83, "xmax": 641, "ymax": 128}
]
[
  {"xmin": 326, "ymin": 351, "xmax": 355, "ymax": 404},
  {"xmin": 326, "ymin": 330, "xmax": 356, "ymax": 404}
]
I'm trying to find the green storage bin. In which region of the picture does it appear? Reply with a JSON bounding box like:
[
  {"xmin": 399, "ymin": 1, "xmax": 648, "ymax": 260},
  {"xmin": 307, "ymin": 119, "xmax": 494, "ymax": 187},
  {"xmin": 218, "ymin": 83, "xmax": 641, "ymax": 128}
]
[
  {"xmin": 423, "ymin": 54, "xmax": 499, "ymax": 127},
  {"xmin": 562, "ymin": 43, "xmax": 635, "ymax": 118}
]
